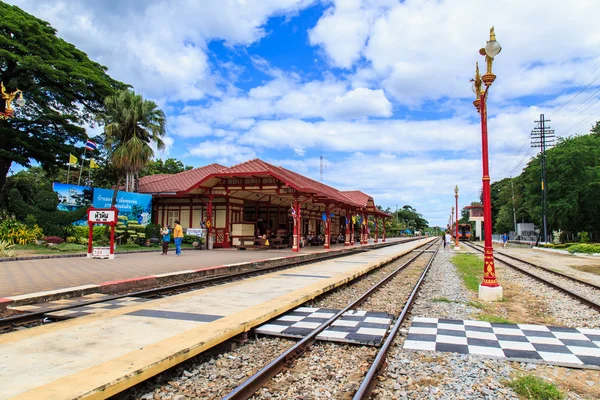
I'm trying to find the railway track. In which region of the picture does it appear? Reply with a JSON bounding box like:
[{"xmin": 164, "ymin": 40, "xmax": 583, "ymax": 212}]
[
  {"xmin": 0, "ymin": 238, "xmax": 422, "ymax": 333},
  {"xmin": 463, "ymin": 242, "xmax": 600, "ymax": 313},
  {"xmin": 222, "ymin": 240, "xmax": 440, "ymax": 400}
]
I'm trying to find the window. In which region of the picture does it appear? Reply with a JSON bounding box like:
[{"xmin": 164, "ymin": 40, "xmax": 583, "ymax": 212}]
[{"xmin": 168, "ymin": 210, "xmax": 179, "ymax": 227}]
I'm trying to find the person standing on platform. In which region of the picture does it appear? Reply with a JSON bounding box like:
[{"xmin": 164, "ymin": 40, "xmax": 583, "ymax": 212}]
[
  {"xmin": 502, "ymin": 233, "xmax": 508, "ymax": 249},
  {"xmin": 173, "ymin": 220, "xmax": 183, "ymax": 256},
  {"xmin": 445, "ymin": 231, "xmax": 452, "ymax": 252},
  {"xmin": 161, "ymin": 225, "xmax": 171, "ymax": 255},
  {"xmin": 442, "ymin": 232, "xmax": 447, "ymax": 249}
]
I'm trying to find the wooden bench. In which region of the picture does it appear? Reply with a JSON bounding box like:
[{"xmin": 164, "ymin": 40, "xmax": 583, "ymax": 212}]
[
  {"xmin": 269, "ymin": 238, "xmax": 287, "ymax": 249},
  {"xmin": 235, "ymin": 238, "xmax": 269, "ymax": 251}
]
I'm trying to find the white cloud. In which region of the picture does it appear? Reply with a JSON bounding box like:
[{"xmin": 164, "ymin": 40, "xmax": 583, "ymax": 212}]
[
  {"xmin": 9, "ymin": 0, "xmax": 316, "ymax": 102},
  {"xmin": 187, "ymin": 140, "xmax": 257, "ymax": 164},
  {"xmin": 308, "ymin": 0, "xmax": 600, "ymax": 105},
  {"xmin": 294, "ymin": 148, "xmax": 306, "ymax": 156}
]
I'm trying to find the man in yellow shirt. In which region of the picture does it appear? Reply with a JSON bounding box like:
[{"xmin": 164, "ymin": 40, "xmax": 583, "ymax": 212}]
[{"xmin": 173, "ymin": 220, "xmax": 184, "ymax": 256}]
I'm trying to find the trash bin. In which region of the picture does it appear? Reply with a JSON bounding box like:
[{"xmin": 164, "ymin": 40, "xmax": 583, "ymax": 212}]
[{"xmin": 208, "ymin": 235, "xmax": 214, "ymax": 250}]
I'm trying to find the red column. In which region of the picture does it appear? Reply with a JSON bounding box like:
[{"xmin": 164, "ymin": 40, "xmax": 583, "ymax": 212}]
[
  {"xmin": 350, "ymin": 213, "xmax": 355, "ymax": 245},
  {"xmin": 383, "ymin": 218, "xmax": 386, "ymax": 242},
  {"xmin": 324, "ymin": 206, "xmax": 331, "ymax": 249},
  {"xmin": 480, "ymin": 96, "xmax": 498, "ymax": 287},
  {"xmin": 374, "ymin": 218, "xmax": 379, "ymax": 243},
  {"xmin": 207, "ymin": 194, "xmax": 213, "ymax": 249},
  {"xmin": 109, "ymin": 225, "xmax": 115, "ymax": 259},
  {"xmin": 292, "ymin": 199, "xmax": 300, "ymax": 252},
  {"xmin": 362, "ymin": 213, "xmax": 367, "ymax": 244},
  {"xmin": 87, "ymin": 223, "xmax": 93, "ymax": 257},
  {"xmin": 455, "ymin": 192, "xmax": 459, "ymax": 248},
  {"xmin": 344, "ymin": 212, "xmax": 350, "ymax": 246}
]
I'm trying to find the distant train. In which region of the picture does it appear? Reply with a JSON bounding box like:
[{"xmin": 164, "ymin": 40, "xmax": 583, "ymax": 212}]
[{"xmin": 457, "ymin": 224, "xmax": 471, "ymax": 240}]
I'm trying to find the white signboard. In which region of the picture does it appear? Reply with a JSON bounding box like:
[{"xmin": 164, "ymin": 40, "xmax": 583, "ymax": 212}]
[
  {"xmin": 92, "ymin": 247, "xmax": 111, "ymax": 259},
  {"xmin": 89, "ymin": 210, "xmax": 117, "ymax": 223}
]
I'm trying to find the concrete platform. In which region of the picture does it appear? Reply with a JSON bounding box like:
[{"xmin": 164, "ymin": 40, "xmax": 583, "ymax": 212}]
[
  {"xmin": 0, "ymin": 238, "xmax": 433, "ymax": 399},
  {"xmin": 0, "ymin": 239, "xmax": 405, "ymax": 310}
]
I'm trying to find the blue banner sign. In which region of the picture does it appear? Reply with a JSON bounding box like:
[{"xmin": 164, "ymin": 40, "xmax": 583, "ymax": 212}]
[{"xmin": 93, "ymin": 188, "xmax": 152, "ymax": 225}]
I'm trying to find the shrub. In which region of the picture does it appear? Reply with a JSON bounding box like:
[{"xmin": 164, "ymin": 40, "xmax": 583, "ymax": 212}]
[
  {"xmin": 0, "ymin": 240, "xmax": 17, "ymax": 257},
  {"xmin": 145, "ymin": 223, "xmax": 161, "ymax": 239},
  {"xmin": 183, "ymin": 234, "xmax": 199, "ymax": 244},
  {"xmin": 0, "ymin": 217, "xmax": 43, "ymax": 244},
  {"xmin": 50, "ymin": 243, "xmax": 87, "ymax": 252},
  {"xmin": 66, "ymin": 236, "xmax": 77, "ymax": 243},
  {"xmin": 552, "ymin": 229, "xmax": 562, "ymax": 244},
  {"xmin": 78, "ymin": 237, "xmax": 88, "ymax": 245},
  {"xmin": 578, "ymin": 231, "xmax": 590, "ymax": 243},
  {"xmin": 567, "ymin": 243, "xmax": 600, "ymax": 255},
  {"xmin": 24, "ymin": 214, "xmax": 37, "ymax": 228},
  {"xmin": 44, "ymin": 236, "xmax": 65, "ymax": 244}
]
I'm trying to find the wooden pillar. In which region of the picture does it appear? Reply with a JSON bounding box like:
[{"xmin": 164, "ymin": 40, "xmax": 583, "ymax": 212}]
[
  {"xmin": 362, "ymin": 212, "xmax": 367, "ymax": 244},
  {"xmin": 189, "ymin": 198, "xmax": 193, "ymax": 227},
  {"xmin": 374, "ymin": 218, "xmax": 379, "ymax": 243},
  {"xmin": 383, "ymin": 218, "xmax": 387, "ymax": 242}
]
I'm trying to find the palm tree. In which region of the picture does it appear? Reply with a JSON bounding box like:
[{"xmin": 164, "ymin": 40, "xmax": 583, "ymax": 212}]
[{"xmin": 99, "ymin": 89, "xmax": 166, "ymax": 206}]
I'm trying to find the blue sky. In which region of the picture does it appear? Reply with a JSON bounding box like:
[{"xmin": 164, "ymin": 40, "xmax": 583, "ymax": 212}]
[{"xmin": 9, "ymin": 0, "xmax": 600, "ymax": 228}]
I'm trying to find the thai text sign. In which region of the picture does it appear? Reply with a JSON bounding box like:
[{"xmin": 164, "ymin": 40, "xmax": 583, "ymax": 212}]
[
  {"xmin": 92, "ymin": 247, "xmax": 111, "ymax": 259},
  {"xmin": 89, "ymin": 209, "xmax": 117, "ymax": 224}
]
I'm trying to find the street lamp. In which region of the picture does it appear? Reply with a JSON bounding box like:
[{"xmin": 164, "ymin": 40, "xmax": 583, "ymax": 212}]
[
  {"xmin": 0, "ymin": 82, "xmax": 25, "ymax": 119},
  {"xmin": 454, "ymin": 186, "xmax": 460, "ymax": 250},
  {"xmin": 471, "ymin": 27, "xmax": 503, "ymax": 301}
]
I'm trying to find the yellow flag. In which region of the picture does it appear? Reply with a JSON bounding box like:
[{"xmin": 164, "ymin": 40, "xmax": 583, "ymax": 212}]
[
  {"xmin": 90, "ymin": 158, "xmax": 99, "ymax": 169},
  {"xmin": 69, "ymin": 154, "xmax": 78, "ymax": 165}
]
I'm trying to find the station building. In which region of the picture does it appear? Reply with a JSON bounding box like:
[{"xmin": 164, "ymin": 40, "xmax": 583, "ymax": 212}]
[{"xmin": 138, "ymin": 158, "xmax": 391, "ymax": 252}]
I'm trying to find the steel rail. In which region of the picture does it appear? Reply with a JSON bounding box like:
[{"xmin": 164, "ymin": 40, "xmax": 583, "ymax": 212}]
[
  {"xmin": 354, "ymin": 246, "xmax": 439, "ymax": 399},
  {"xmin": 222, "ymin": 239, "xmax": 439, "ymax": 400},
  {"xmin": 471, "ymin": 243, "xmax": 600, "ymax": 291},
  {"xmin": 464, "ymin": 242, "xmax": 600, "ymax": 313},
  {"xmin": 0, "ymin": 238, "xmax": 420, "ymax": 331}
]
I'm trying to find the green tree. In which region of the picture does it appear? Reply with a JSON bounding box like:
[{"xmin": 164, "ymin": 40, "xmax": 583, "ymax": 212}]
[
  {"xmin": 99, "ymin": 89, "xmax": 166, "ymax": 205},
  {"xmin": 0, "ymin": 3, "xmax": 126, "ymax": 193},
  {"xmin": 395, "ymin": 205, "xmax": 429, "ymax": 232},
  {"xmin": 141, "ymin": 158, "xmax": 192, "ymax": 177},
  {"xmin": 520, "ymin": 133, "xmax": 600, "ymax": 237}
]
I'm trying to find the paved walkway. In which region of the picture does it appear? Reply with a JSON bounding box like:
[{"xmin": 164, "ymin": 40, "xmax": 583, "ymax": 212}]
[{"xmin": 0, "ymin": 240, "xmax": 396, "ymax": 298}]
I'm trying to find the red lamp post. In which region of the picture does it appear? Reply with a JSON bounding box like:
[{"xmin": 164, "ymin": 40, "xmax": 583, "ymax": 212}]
[
  {"xmin": 454, "ymin": 185, "xmax": 460, "ymax": 250},
  {"xmin": 472, "ymin": 27, "xmax": 503, "ymax": 300}
]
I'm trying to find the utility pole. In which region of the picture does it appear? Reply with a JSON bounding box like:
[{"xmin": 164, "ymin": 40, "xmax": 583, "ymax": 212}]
[
  {"xmin": 320, "ymin": 151, "xmax": 324, "ymax": 182},
  {"xmin": 510, "ymin": 177, "xmax": 517, "ymax": 235},
  {"xmin": 531, "ymin": 114, "xmax": 555, "ymax": 243}
]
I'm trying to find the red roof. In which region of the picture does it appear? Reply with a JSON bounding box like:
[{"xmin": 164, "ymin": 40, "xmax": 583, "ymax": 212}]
[
  {"xmin": 209, "ymin": 159, "xmax": 362, "ymax": 207},
  {"xmin": 138, "ymin": 163, "xmax": 225, "ymax": 193},
  {"xmin": 138, "ymin": 158, "xmax": 391, "ymax": 216}
]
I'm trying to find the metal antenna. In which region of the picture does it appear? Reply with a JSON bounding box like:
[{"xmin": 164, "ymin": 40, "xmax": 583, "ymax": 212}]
[{"xmin": 320, "ymin": 150, "xmax": 324, "ymax": 182}]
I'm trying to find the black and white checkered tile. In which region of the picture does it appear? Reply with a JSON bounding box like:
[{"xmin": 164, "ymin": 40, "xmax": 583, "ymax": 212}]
[
  {"xmin": 255, "ymin": 307, "xmax": 393, "ymax": 346},
  {"xmin": 404, "ymin": 317, "xmax": 600, "ymax": 367},
  {"xmin": 45, "ymin": 297, "xmax": 150, "ymax": 319}
]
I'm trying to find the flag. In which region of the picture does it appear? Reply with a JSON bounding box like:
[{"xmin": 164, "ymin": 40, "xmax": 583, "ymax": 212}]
[
  {"xmin": 85, "ymin": 140, "xmax": 97, "ymax": 151},
  {"xmin": 89, "ymin": 158, "xmax": 99, "ymax": 169},
  {"xmin": 69, "ymin": 154, "xmax": 78, "ymax": 165},
  {"xmin": 290, "ymin": 204, "xmax": 296, "ymax": 216}
]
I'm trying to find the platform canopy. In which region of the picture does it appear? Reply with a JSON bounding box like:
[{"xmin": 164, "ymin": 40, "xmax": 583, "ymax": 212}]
[{"xmin": 140, "ymin": 158, "xmax": 391, "ymax": 218}]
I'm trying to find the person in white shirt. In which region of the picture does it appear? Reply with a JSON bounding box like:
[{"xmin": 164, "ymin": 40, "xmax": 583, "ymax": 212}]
[{"xmin": 445, "ymin": 232, "xmax": 452, "ymax": 251}]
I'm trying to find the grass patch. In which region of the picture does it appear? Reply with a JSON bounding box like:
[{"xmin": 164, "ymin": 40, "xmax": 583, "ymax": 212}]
[
  {"xmin": 507, "ymin": 375, "xmax": 564, "ymax": 399},
  {"xmin": 569, "ymin": 265, "xmax": 600, "ymax": 276},
  {"xmin": 451, "ymin": 253, "xmax": 483, "ymax": 292},
  {"xmin": 432, "ymin": 297, "xmax": 454, "ymax": 303},
  {"xmin": 467, "ymin": 300, "xmax": 485, "ymax": 309},
  {"xmin": 478, "ymin": 313, "xmax": 516, "ymax": 324}
]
